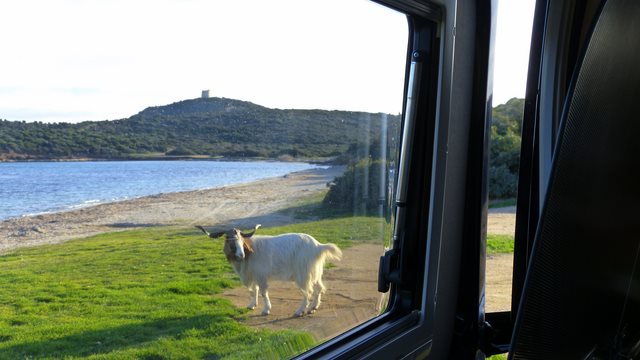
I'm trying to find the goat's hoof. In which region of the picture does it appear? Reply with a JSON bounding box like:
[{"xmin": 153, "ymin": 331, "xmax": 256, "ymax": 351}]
[
  {"xmin": 294, "ymin": 311, "xmax": 304, "ymax": 317},
  {"xmin": 261, "ymin": 310, "xmax": 270, "ymax": 316},
  {"xmin": 307, "ymin": 308, "xmax": 317, "ymax": 314},
  {"xmin": 247, "ymin": 305, "xmax": 256, "ymax": 310}
]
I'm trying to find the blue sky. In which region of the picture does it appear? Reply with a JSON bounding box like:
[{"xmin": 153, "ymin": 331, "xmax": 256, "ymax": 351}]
[{"xmin": 0, "ymin": 0, "xmax": 535, "ymax": 123}]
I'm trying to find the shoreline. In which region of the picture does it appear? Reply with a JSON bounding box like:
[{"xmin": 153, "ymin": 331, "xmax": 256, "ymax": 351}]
[
  {"xmin": 0, "ymin": 166, "xmax": 346, "ymax": 253},
  {"xmin": 0, "ymin": 154, "xmax": 337, "ymax": 164},
  {"xmin": 2, "ymin": 164, "xmax": 329, "ymax": 223},
  {"xmin": 0, "ymin": 160, "xmax": 330, "ymax": 222}
]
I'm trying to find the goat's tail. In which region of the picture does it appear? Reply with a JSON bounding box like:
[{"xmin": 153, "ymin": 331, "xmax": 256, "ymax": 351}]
[{"xmin": 320, "ymin": 243, "xmax": 343, "ymax": 261}]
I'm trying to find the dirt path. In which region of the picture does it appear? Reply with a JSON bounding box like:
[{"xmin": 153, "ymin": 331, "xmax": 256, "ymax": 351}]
[{"xmin": 486, "ymin": 206, "xmax": 516, "ymax": 312}]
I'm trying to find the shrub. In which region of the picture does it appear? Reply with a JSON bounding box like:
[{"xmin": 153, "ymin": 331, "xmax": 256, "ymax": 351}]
[
  {"xmin": 489, "ymin": 164, "xmax": 518, "ymax": 199},
  {"xmin": 165, "ymin": 147, "xmax": 196, "ymax": 156},
  {"xmin": 323, "ymin": 159, "xmax": 388, "ymax": 214},
  {"xmin": 489, "ymin": 98, "xmax": 523, "ymax": 200}
]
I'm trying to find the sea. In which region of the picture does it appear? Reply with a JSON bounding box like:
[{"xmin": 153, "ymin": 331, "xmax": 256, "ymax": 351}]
[{"xmin": 0, "ymin": 160, "xmax": 325, "ymax": 221}]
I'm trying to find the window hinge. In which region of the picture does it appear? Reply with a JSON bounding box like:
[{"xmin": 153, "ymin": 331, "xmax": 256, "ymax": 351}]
[{"xmin": 378, "ymin": 247, "xmax": 401, "ymax": 293}]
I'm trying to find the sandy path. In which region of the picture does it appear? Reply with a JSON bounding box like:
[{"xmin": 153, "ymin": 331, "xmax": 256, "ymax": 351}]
[
  {"xmin": 488, "ymin": 205, "xmax": 517, "ymax": 235},
  {"xmin": 0, "ymin": 166, "xmax": 515, "ymax": 340},
  {"xmin": 486, "ymin": 206, "xmax": 516, "ymax": 312}
]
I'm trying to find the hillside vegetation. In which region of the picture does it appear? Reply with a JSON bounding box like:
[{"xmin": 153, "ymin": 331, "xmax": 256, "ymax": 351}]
[
  {"xmin": 0, "ymin": 97, "xmax": 399, "ymax": 161},
  {"xmin": 1, "ymin": 96, "xmax": 524, "ymax": 199},
  {"xmin": 324, "ymin": 97, "xmax": 524, "ymax": 208}
]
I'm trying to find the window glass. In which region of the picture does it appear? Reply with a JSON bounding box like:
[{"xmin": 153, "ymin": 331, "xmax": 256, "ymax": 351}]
[
  {"xmin": 0, "ymin": 0, "xmax": 407, "ymax": 358},
  {"xmin": 486, "ymin": 0, "xmax": 535, "ymax": 314}
]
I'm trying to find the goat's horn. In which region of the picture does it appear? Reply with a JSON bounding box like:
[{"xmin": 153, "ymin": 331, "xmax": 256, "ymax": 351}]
[
  {"xmin": 240, "ymin": 224, "xmax": 262, "ymax": 238},
  {"xmin": 195, "ymin": 226, "xmax": 225, "ymax": 239}
]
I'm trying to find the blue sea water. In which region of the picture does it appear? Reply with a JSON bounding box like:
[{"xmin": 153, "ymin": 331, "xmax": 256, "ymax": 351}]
[{"xmin": 0, "ymin": 160, "xmax": 325, "ymax": 221}]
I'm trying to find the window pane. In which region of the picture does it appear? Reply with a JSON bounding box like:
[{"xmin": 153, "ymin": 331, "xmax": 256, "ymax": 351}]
[
  {"xmin": 0, "ymin": 0, "xmax": 407, "ymax": 358},
  {"xmin": 486, "ymin": 0, "xmax": 535, "ymax": 313}
]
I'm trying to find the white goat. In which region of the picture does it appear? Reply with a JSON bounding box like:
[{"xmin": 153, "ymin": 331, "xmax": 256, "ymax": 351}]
[{"xmin": 196, "ymin": 224, "xmax": 342, "ymax": 316}]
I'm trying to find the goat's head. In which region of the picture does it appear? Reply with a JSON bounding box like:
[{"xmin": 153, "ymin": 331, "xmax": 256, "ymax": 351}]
[{"xmin": 196, "ymin": 224, "xmax": 260, "ymax": 262}]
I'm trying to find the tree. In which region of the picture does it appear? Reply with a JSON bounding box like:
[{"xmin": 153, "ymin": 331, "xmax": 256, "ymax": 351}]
[{"xmin": 489, "ymin": 97, "xmax": 524, "ymax": 199}]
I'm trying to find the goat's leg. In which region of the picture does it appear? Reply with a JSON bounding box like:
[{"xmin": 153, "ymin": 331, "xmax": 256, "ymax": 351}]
[
  {"xmin": 258, "ymin": 281, "xmax": 271, "ymax": 316},
  {"xmin": 308, "ymin": 280, "xmax": 326, "ymax": 314},
  {"xmin": 294, "ymin": 288, "xmax": 311, "ymax": 317},
  {"xmin": 247, "ymin": 284, "xmax": 259, "ymax": 310}
]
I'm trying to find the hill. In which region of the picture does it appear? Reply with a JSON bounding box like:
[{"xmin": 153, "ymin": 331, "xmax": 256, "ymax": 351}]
[{"xmin": 0, "ymin": 97, "xmax": 400, "ymax": 161}]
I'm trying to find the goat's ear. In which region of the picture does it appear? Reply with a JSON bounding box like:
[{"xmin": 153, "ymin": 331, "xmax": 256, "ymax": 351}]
[{"xmin": 243, "ymin": 239, "xmax": 254, "ymax": 254}]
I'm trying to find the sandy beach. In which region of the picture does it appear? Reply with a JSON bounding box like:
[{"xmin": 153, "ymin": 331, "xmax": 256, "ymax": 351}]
[{"xmin": 0, "ymin": 165, "xmax": 346, "ymax": 253}]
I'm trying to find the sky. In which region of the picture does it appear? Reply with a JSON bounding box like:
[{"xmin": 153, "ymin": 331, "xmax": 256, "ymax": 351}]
[
  {"xmin": 0, "ymin": 0, "xmax": 535, "ymax": 123},
  {"xmin": 493, "ymin": 0, "xmax": 537, "ymax": 105}
]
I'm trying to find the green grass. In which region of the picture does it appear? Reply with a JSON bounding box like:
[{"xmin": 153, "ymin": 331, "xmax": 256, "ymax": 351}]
[
  {"xmin": 487, "ymin": 354, "xmax": 508, "ymax": 360},
  {"xmin": 0, "ymin": 227, "xmax": 316, "ymax": 359},
  {"xmin": 487, "ymin": 234, "xmax": 515, "ymax": 254},
  {"xmin": 260, "ymin": 217, "xmax": 387, "ymax": 249},
  {"xmin": 0, "ymin": 186, "xmax": 511, "ymax": 359},
  {"xmin": 0, "ymin": 216, "xmax": 386, "ymax": 359},
  {"xmin": 278, "ymin": 189, "xmax": 331, "ymax": 219},
  {"xmin": 276, "ymin": 189, "xmax": 394, "ymax": 248}
]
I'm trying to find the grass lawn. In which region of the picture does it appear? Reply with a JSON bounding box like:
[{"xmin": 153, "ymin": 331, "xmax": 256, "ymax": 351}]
[
  {"xmin": 0, "ymin": 217, "xmax": 385, "ymax": 359},
  {"xmin": 487, "ymin": 234, "xmax": 515, "ymax": 254},
  {"xmin": 0, "ymin": 193, "xmax": 514, "ymax": 359}
]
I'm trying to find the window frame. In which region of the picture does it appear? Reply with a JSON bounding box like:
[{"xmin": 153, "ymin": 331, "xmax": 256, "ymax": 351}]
[
  {"xmin": 296, "ymin": 0, "xmax": 497, "ymax": 358},
  {"xmin": 495, "ymin": 0, "xmax": 603, "ymax": 355}
]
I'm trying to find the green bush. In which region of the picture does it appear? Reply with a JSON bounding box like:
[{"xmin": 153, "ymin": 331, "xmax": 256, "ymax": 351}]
[
  {"xmin": 489, "ymin": 98, "xmax": 523, "ymax": 199},
  {"xmin": 323, "ymin": 99, "xmax": 524, "ymax": 203},
  {"xmin": 489, "ymin": 164, "xmax": 518, "ymax": 199},
  {"xmin": 323, "ymin": 159, "xmax": 387, "ymax": 214}
]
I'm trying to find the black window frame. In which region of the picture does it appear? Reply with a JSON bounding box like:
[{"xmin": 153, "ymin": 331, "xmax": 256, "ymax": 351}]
[{"xmin": 296, "ymin": 0, "xmax": 497, "ymax": 358}]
